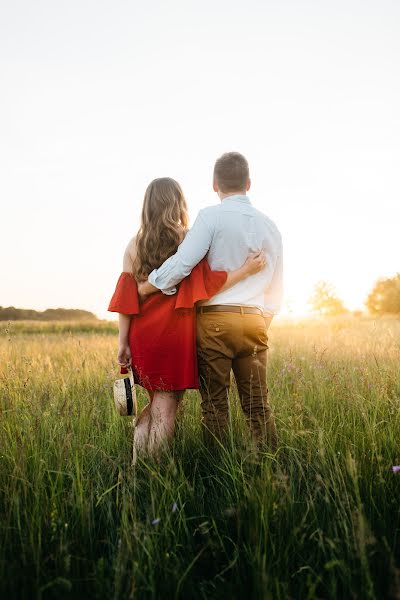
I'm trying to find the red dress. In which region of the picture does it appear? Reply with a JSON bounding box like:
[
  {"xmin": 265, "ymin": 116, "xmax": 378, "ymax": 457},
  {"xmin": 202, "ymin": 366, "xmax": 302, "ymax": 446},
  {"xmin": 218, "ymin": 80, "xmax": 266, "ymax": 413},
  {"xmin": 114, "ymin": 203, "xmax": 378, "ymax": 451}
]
[{"xmin": 108, "ymin": 259, "xmax": 227, "ymax": 391}]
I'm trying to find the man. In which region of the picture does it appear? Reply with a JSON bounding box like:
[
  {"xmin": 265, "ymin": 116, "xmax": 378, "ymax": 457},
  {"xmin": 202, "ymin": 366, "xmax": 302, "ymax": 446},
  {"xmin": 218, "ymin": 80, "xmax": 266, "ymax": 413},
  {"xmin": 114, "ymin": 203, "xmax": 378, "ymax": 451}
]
[{"xmin": 139, "ymin": 152, "xmax": 283, "ymax": 449}]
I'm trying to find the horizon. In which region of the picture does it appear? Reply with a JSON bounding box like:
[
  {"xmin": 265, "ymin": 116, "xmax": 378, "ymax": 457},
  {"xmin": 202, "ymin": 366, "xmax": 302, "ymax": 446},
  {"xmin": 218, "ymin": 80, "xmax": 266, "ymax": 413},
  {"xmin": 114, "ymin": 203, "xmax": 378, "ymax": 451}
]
[
  {"xmin": 0, "ymin": 294, "xmax": 389, "ymax": 322},
  {"xmin": 1, "ymin": 1, "xmax": 399, "ymax": 319}
]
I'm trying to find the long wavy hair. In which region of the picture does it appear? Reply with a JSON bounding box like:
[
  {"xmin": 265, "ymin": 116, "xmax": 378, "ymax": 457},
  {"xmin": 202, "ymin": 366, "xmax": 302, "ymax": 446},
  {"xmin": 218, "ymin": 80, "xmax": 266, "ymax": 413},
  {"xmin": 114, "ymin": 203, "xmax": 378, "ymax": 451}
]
[{"xmin": 132, "ymin": 178, "xmax": 189, "ymax": 281}]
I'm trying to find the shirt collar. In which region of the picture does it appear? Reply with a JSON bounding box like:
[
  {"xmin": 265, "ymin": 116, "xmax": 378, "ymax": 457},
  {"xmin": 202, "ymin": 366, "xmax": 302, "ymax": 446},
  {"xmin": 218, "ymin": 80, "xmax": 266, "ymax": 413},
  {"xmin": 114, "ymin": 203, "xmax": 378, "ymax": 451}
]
[{"xmin": 221, "ymin": 194, "xmax": 251, "ymax": 204}]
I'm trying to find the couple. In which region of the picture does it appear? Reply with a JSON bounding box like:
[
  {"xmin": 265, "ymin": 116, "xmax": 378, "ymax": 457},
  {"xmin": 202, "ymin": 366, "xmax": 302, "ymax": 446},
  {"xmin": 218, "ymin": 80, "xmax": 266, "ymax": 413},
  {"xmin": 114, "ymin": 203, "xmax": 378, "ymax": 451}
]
[{"xmin": 108, "ymin": 152, "xmax": 283, "ymax": 459}]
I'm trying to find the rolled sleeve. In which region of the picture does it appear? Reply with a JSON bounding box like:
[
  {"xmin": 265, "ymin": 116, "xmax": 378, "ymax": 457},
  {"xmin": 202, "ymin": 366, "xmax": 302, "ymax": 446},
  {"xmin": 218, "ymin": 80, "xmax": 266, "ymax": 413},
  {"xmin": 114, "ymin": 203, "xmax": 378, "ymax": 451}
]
[
  {"xmin": 147, "ymin": 273, "xmax": 177, "ymax": 296},
  {"xmin": 148, "ymin": 211, "xmax": 213, "ymax": 292}
]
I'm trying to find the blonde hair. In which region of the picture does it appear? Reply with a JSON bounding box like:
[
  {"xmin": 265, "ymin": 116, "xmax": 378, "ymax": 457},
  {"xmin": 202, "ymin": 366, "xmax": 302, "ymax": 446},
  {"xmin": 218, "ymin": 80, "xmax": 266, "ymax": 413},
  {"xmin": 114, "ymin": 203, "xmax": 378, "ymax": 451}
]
[{"xmin": 132, "ymin": 178, "xmax": 189, "ymax": 281}]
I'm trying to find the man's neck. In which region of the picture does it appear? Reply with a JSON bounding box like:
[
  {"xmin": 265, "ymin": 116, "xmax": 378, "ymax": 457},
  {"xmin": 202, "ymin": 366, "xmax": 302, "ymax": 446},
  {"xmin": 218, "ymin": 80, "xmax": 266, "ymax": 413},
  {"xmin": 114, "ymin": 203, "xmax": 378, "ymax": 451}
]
[{"xmin": 218, "ymin": 190, "xmax": 247, "ymax": 201}]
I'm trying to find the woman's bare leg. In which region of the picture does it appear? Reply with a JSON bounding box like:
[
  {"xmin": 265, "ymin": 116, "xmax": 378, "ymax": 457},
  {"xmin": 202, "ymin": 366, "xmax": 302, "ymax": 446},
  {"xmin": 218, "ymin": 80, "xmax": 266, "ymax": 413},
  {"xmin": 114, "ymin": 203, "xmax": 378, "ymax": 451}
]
[
  {"xmin": 132, "ymin": 403, "xmax": 151, "ymax": 464},
  {"xmin": 147, "ymin": 391, "xmax": 181, "ymax": 454},
  {"xmin": 132, "ymin": 390, "xmax": 155, "ymax": 464}
]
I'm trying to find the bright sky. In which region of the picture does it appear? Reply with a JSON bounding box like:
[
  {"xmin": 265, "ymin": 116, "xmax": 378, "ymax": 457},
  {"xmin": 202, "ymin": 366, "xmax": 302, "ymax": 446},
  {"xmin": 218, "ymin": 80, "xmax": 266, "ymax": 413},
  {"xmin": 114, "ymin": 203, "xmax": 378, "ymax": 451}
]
[{"xmin": 1, "ymin": 0, "xmax": 399, "ymax": 319}]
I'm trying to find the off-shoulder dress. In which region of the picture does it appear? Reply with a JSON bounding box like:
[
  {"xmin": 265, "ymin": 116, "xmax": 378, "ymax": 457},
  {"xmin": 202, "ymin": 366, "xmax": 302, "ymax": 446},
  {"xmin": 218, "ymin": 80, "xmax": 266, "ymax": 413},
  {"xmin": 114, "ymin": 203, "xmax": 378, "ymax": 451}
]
[{"xmin": 108, "ymin": 259, "xmax": 227, "ymax": 392}]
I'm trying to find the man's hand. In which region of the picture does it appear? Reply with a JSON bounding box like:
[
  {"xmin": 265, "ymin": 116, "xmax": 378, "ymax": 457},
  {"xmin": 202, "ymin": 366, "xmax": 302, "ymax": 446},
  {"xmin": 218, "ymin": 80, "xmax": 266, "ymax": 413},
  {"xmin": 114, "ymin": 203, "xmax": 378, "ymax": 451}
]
[
  {"xmin": 118, "ymin": 343, "xmax": 132, "ymax": 369},
  {"xmin": 137, "ymin": 279, "xmax": 159, "ymax": 302},
  {"xmin": 242, "ymin": 251, "xmax": 267, "ymax": 276}
]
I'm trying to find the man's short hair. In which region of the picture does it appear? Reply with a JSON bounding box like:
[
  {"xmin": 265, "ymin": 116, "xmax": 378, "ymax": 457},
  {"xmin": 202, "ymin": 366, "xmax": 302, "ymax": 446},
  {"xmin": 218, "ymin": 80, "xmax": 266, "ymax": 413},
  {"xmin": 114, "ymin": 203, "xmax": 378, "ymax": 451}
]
[{"xmin": 213, "ymin": 152, "xmax": 250, "ymax": 193}]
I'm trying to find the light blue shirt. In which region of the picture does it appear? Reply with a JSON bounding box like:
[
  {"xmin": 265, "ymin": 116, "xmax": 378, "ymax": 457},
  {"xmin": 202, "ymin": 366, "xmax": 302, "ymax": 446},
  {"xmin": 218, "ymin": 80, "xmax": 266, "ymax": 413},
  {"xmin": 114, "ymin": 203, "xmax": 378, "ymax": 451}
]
[{"xmin": 148, "ymin": 195, "xmax": 283, "ymax": 315}]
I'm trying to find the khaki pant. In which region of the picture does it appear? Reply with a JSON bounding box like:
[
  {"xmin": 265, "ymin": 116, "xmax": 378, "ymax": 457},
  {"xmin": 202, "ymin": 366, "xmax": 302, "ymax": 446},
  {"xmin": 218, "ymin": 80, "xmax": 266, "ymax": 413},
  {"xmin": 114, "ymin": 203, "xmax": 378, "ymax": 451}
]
[{"xmin": 196, "ymin": 310, "xmax": 277, "ymax": 450}]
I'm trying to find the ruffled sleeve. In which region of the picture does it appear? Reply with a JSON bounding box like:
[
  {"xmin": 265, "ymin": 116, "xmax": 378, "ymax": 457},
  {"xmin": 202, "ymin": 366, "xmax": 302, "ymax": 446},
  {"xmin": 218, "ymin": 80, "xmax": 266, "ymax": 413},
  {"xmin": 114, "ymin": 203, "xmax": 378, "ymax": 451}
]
[
  {"xmin": 108, "ymin": 272, "xmax": 140, "ymax": 315},
  {"xmin": 175, "ymin": 259, "xmax": 227, "ymax": 309}
]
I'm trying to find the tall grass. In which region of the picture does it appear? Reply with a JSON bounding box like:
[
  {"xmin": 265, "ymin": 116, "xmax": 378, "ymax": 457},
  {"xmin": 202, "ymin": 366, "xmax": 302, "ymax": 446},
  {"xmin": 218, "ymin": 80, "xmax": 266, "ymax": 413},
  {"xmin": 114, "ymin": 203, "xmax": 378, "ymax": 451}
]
[{"xmin": 0, "ymin": 316, "xmax": 399, "ymax": 599}]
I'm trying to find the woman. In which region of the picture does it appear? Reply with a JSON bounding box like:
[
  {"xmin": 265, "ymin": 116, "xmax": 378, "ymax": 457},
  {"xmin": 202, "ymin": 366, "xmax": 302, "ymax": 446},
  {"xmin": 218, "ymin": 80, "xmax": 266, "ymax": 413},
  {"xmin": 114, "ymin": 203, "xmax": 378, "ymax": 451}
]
[{"xmin": 108, "ymin": 177, "xmax": 265, "ymax": 460}]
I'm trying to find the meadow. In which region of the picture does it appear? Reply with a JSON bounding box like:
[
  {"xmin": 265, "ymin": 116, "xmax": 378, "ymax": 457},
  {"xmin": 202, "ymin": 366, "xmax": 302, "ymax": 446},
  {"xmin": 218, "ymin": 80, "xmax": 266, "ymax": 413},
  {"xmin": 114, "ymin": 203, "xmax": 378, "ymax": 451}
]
[{"xmin": 0, "ymin": 316, "xmax": 399, "ymax": 599}]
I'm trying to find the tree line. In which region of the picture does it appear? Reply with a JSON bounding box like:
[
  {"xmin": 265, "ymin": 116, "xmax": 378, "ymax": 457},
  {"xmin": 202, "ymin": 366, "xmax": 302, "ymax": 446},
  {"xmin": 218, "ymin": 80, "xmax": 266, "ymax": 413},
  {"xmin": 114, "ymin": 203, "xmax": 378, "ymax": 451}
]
[
  {"xmin": 0, "ymin": 307, "xmax": 98, "ymax": 321},
  {"xmin": 309, "ymin": 273, "xmax": 400, "ymax": 316},
  {"xmin": 2, "ymin": 272, "xmax": 399, "ymax": 320}
]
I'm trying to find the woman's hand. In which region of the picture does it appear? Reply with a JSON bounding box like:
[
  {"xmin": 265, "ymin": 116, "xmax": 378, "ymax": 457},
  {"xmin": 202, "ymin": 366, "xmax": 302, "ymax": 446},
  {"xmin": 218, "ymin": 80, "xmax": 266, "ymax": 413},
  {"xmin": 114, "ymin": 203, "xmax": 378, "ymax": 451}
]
[
  {"xmin": 242, "ymin": 251, "xmax": 267, "ymax": 276},
  {"xmin": 118, "ymin": 343, "xmax": 132, "ymax": 369},
  {"xmin": 218, "ymin": 251, "xmax": 267, "ymax": 293}
]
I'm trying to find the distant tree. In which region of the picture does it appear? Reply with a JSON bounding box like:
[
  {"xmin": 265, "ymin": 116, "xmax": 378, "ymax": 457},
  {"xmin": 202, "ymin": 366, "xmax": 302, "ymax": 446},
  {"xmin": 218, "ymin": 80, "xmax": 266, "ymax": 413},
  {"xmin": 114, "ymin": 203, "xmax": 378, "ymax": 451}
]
[
  {"xmin": 309, "ymin": 281, "xmax": 347, "ymax": 316},
  {"xmin": 41, "ymin": 308, "xmax": 98, "ymax": 321},
  {"xmin": 0, "ymin": 306, "xmax": 98, "ymax": 321},
  {"xmin": 366, "ymin": 273, "xmax": 400, "ymax": 315}
]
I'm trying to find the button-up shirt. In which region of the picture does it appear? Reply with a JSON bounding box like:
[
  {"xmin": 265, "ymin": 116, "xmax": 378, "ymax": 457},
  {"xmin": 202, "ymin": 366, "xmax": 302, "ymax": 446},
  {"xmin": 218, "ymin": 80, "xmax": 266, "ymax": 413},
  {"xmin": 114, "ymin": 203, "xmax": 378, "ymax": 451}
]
[{"xmin": 148, "ymin": 194, "xmax": 283, "ymax": 315}]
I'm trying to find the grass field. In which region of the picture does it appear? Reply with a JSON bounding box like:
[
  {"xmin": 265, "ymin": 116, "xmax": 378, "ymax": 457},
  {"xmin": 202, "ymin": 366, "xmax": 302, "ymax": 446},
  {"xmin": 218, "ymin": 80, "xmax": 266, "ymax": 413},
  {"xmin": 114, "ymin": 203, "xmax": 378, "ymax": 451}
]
[{"xmin": 1, "ymin": 316, "xmax": 400, "ymax": 599}]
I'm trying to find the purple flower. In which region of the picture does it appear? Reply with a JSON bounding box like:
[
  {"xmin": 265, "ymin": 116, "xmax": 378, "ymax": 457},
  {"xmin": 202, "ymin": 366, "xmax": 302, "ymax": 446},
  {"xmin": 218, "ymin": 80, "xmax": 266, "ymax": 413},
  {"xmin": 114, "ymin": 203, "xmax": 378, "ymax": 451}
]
[
  {"xmin": 172, "ymin": 502, "xmax": 178, "ymax": 513},
  {"xmin": 152, "ymin": 517, "xmax": 161, "ymax": 526},
  {"xmin": 392, "ymin": 466, "xmax": 400, "ymax": 473}
]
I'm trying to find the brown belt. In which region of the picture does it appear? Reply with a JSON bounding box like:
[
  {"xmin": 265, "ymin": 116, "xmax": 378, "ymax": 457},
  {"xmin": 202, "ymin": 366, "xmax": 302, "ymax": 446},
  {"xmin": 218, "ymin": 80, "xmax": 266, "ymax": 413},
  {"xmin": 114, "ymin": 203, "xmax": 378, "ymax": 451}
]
[{"xmin": 197, "ymin": 304, "xmax": 263, "ymax": 316}]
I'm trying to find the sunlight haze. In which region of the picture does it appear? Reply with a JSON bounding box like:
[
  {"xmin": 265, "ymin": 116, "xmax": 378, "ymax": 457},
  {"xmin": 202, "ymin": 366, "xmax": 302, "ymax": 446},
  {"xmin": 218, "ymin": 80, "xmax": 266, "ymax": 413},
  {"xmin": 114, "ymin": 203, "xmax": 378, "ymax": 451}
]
[{"xmin": 1, "ymin": 0, "xmax": 399, "ymax": 318}]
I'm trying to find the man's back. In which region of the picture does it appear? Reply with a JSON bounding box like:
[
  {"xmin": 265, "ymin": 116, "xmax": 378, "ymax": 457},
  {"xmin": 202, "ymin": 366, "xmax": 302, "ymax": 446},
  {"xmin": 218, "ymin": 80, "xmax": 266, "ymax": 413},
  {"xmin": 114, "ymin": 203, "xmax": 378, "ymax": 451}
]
[
  {"xmin": 148, "ymin": 193, "xmax": 283, "ymax": 316},
  {"xmin": 198, "ymin": 194, "xmax": 283, "ymax": 313}
]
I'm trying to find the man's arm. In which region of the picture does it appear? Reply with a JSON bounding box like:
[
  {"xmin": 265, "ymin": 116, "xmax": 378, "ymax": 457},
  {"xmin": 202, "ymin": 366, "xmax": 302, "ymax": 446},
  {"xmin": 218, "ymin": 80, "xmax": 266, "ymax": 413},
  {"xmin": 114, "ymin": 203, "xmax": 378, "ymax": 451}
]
[
  {"xmin": 139, "ymin": 252, "xmax": 267, "ymax": 300},
  {"xmin": 264, "ymin": 244, "xmax": 283, "ymax": 317},
  {"xmin": 264, "ymin": 314, "xmax": 273, "ymax": 330},
  {"xmin": 147, "ymin": 211, "xmax": 213, "ymax": 292},
  {"xmin": 138, "ymin": 251, "xmax": 272, "ymax": 300}
]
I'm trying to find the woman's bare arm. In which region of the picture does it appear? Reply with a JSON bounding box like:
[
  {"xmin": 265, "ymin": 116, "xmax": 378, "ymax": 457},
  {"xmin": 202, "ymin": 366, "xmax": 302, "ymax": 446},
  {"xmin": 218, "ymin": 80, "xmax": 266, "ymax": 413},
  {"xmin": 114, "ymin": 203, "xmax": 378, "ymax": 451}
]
[
  {"xmin": 117, "ymin": 237, "xmax": 136, "ymax": 368},
  {"xmin": 218, "ymin": 252, "xmax": 266, "ymax": 292},
  {"xmin": 123, "ymin": 237, "xmax": 136, "ymax": 272},
  {"xmin": 118, "ymin": 314, "xmax": 132, "ymax": 368}
]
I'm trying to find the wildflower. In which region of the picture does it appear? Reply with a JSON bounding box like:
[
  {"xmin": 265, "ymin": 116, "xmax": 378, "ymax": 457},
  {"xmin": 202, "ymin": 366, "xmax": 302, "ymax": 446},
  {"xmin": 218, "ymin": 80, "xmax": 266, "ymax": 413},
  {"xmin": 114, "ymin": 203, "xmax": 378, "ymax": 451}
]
[
  {"xmin": 152, "ymin": 517, "xmax": 161, "ymax": 526},
  {"xmin": 392, "ymin": 466, "xmax": 400, "ymax": 474},
  {"xmin": 172, "ymin": 502, "xmax": 178, "ymax": 513},
  {"xmin": 224, "ymin": 507, "xmax": 237, "ymax": 517}
]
